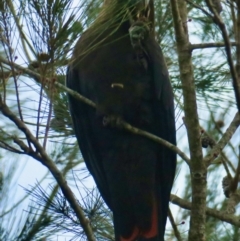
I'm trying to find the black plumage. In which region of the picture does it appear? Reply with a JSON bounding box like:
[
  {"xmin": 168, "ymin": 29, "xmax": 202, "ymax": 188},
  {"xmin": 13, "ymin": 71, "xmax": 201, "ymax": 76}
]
[{"xmin": 67, "ymin": 1, "xmax": 176, "ymax": 240}]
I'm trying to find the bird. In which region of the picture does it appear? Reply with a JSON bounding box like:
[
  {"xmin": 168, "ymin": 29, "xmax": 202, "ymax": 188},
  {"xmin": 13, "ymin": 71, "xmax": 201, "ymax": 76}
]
[{"xmin": 66, "ymin": 0, "xmax": 176, "ymax": 240}]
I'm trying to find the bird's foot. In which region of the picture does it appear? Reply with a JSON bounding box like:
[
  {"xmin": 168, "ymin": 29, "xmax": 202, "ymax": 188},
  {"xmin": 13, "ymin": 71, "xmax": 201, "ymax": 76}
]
[
  {"xmin": 129, "ymin": 20, "xmax": 150, "ymax": 49},
  {"xmin": 129, "ymin": 20, "xmax": 149, "ymax": 69},
  {"xmin": 103, "ymin": 115, "xmax": 123, "ymax": 128}
]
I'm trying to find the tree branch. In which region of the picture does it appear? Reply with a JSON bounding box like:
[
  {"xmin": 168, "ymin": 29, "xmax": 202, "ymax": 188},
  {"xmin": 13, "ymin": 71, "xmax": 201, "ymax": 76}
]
[
  {"xmin": 170, "ymin": 0, "xmax": 205, "ymax": 240},
  {"xmin": 115, "ymin": 118, "xmax": 190, "ymax": 165},
  {"xmin": 204, "ymin": 112, "xmax": 240, "ymax": 165},
  {"xmin": 205, "ymin": 0, "xmax": 240, "ymax": 113},
  {"xmin": 229, "ymin": 146, "xmax": 240, "ymax": 192},
  {"xmin": 0, "ymin": 96, "xmax": 96, "ymax": 241},
  {"xmin": 170, "ymin": 194, "xmax": 240, "ymax": 227},
  {"xmin": 225, "ymin": 191, "xmax": 240, "ymax": 214},
  {"xmin": 5, "ymin": 0, "xmax": 34, "ymax": 62},
  {"xmin": 191, "ymin": 42, "xmax": 237, "ymax": 50},
  {"xmin": 168, "ymin": 207, "xmax": 183, "ymax": 241}
]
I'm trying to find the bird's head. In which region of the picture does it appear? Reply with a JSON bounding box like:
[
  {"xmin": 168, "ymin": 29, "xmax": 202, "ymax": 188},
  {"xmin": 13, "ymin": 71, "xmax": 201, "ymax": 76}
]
[
  {"xmin": 101, "ymin": 0, "xmax": 154, "ymax": 22},
  {"xmin": 127, "ymin": 0, "xmax": 155, "ymax": 37}
]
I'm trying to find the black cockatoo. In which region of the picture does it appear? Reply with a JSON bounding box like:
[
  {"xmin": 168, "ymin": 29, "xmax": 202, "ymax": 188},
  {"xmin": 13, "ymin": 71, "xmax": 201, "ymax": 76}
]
[{"xmin": 66, "ymin": 0, "xmax": 176, "ymax": 240}]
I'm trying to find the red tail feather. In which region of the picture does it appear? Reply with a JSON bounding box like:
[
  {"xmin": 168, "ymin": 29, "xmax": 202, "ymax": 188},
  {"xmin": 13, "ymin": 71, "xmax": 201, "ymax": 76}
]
[
  {"xmin": 120, "ymin": 226, "xmax": 139, "ymax": 241},
  {"xmin": 120, "ymin": 202, "xmax": 158, "ymax": 241},
  {"xmin": 142, "ymin": 201, "xmax": 158, "ymax": 239}
]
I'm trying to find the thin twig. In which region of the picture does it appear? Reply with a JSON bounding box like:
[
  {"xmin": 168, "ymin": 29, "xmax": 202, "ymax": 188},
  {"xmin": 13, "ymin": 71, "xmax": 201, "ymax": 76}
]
[
  {"xmin": 0, "ymin": 12, "xmax": 33, "ymax": 149},
  {"xmin": 235, "ymin": 0, "xmax": 240, "ymax": 111},
  {"xmin": 6, "ymin": 0, "xmax": 34, "ymax": 62},
  {"xmin": 186, "ymin": 0, "xmax": 213, "ymax": 18},
  {"xmin": 0, "ymin": 140, "xmax": 23, "ymax": 154},
  {"xmin": 221, "ymin": 152, "xmax": 236, "ymax": 173},
  {"xmin": 36, "ymin": 78, "xmax": 44, "ymax": 141},
  {"xmin": 168, "ymin": 207, "xmax": 183, "ymax": 241},
  {"xmin": 221, "ymin": 153, "xmax": 233, "ymax": 179},
  {"xmin": 43, "ymin": 82, "xmax": 53, "ymax": 150}
]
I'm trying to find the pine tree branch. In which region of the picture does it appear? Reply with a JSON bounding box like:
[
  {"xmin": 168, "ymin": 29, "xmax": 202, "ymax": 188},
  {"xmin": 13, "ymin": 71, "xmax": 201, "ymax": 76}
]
[
  {"xmin": 199, "ymin": 126, "xmax": 235, "ymax": 180},
  {"xmin": 228, "ymin": 146, "xmax": 240, "ymax": 197},
  {"xmin": 5, "ymin": 0, "xmax": 34, "ymax": 62},
  {"xmin": 170, "ymin": 194, "xmax": 240, "ymax": 227},
  {"xmin": 25, "ymin": 160, "xmax": 78, "ymax": 241},
  {"xmin": 0, "ymin": 139, "xmax": 23, "ymax": 154},
  {"xmin": 191, "ymin": 42, "xmax": 237, "ymax": 50},
  {"xmin": 188, "ymin": 0, "xmax": 240, "ymax": 112},
  {"xmin": 112, "ymin": 118, "xmax": 190, "ymax": 165},
  {"xmin": 205, "ymin": 0, "xmax": 240, "ymax": 113},
  {"xmin": 204, "ymin": 112, "xmax": 240, "ymax": 165},
  {"xmin": 0, "ymin": 96, "xmax": 96, "ymax": 241},
  {"xmin": 170, "ymin": 0, "xmax": 205, "ymax": 240},
  {"xmin": 0, "ymin": 171, "xmax": 49, "ymax": 218},
  {"xmin": 225, "ymin": 191, "xmax": 240, "ymax": 215},
  {"xmin": 168, "ymin": 207, "xmax": 183, "ymax": 241}
]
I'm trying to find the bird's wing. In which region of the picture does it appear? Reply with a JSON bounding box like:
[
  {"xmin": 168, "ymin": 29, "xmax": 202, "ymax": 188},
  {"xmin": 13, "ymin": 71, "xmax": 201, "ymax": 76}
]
[
  {"xmin": 144, "ymin": 37, "xmax": 177, "ymax": 237},
  {"xmin": 66, "ymin": 66, "xmax": 112, "ymax": 208}
]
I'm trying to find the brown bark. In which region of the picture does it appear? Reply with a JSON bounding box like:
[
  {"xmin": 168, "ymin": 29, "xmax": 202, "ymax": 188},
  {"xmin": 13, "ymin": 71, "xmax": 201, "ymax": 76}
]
[{"xmin": 170, "ymin": 0, "xmax": 206, "ymax": 240}]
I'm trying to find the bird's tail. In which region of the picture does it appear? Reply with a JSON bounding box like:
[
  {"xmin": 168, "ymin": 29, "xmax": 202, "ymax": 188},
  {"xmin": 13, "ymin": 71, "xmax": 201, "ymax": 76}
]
[{"xmin": 116, "ymin": 202, "xmax": 163, "ymax": 241}]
